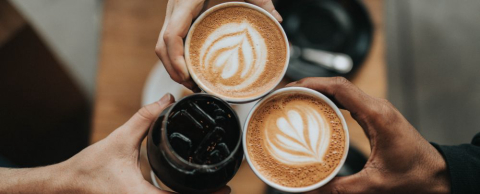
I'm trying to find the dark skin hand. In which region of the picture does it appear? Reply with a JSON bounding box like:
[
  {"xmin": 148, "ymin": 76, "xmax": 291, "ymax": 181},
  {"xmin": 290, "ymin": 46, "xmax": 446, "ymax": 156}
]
[{"xmin": 287, "ymin": 77, "xmax": 450, "ymax": 193}]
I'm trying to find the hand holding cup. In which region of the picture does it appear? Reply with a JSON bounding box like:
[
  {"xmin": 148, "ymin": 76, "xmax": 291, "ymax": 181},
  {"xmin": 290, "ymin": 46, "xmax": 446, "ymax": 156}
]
[{"xmin": 155, "ymin": 0, "xmax": 283, "ymax": 92}]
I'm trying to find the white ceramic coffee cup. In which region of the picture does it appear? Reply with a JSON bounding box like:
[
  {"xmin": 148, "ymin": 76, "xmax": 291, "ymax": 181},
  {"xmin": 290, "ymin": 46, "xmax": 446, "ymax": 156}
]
[
  {"xmin": 184, "ymin": 2, "xmax": 290, "ymax": 103},
  {"xmin": 242, "ymin": 87, "xmax": 350, "ymax": 193}
]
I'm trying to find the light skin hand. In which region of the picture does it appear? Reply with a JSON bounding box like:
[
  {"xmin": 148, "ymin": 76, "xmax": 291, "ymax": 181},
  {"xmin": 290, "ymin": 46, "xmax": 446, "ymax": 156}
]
[
  {"xmin": 155, "ymin": 0, "xmax": 282, "ymax": 91},
  {"xmin": 0, "ymin": 93, "xmax": 230, "ymax": 194},
  {"xmin": 287, "ymin": 77, "xmax": 450, "ymax": 193}
]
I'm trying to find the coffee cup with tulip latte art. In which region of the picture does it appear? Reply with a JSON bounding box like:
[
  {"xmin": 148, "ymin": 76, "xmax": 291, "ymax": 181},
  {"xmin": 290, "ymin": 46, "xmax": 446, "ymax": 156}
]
[
  {"xmin": 245, "ymin": 88, "xmax": 348, "ymax": 190},
  {"xmin": 185, "ymin": 2, "xmax": 289, "ymax": 102}
]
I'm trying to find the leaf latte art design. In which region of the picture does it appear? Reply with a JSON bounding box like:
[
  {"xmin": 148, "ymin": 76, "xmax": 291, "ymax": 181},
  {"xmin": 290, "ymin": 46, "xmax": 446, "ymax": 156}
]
[
  {"xmin": 199, "ymin": 22, "xmax": 267, "ymax": 90},
  {"xmin": 265, "ymin": 106, "xmax": 331, "ymax": 164}
]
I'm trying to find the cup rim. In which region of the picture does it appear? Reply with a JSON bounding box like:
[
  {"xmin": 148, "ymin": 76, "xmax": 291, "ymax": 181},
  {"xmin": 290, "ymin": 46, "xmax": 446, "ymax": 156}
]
[
  {"xmin": 242, "ymin": 87, "xmax": 350, "ymax": 193},
  {"xmin": 184, "ymin": 2, "xmax": 290, "ymax": 103}
]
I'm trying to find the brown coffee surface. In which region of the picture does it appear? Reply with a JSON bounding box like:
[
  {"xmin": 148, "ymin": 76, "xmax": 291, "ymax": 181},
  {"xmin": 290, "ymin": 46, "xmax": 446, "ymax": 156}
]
[
  {"xmin": 246, "ymin": 92, "xmax": 346, "ymax": 187},
  {"xmin": 187, "ymin": 5, "xmax": 287, "ymax": 100}
]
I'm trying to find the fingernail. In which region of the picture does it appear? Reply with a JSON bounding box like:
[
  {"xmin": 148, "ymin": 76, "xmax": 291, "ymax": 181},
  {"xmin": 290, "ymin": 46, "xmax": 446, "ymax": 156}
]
[
  {"xmin": 158, "ymin": 93, "xmax": 172, "ymax": 105},
  {"xmin": 272, "ymin": 10, "xmax": 283, "ymax": 23}
]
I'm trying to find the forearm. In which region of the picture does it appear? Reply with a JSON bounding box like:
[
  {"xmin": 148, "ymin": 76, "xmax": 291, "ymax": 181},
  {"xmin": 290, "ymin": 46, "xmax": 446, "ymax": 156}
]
[{"xmin": 0, "ymin": 162, "xmax": 73, "ymax": 193}]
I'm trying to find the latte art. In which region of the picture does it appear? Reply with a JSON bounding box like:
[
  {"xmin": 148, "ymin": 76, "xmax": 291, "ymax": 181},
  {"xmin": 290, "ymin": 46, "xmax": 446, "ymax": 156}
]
[
  {"xmin": 200, "ymin": 22, "xmax": 267, "ymax": 90},
  {"xmin": 186, "ymin": 5, "xmax": 287, "ymax": 101},
  {"xmin": 246, "ymin": 92, "xmax": 346, "ymax": 188},
  {"xmin": 266, "ymin": 106, "xmax": 331, "ymax": 165}
]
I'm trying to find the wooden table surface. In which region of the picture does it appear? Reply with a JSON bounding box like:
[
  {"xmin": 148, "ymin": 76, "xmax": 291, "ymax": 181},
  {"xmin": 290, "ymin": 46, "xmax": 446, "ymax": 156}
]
[{"xmin": 92, "ymin": 0, "xmax": 385, "ymax": 193}]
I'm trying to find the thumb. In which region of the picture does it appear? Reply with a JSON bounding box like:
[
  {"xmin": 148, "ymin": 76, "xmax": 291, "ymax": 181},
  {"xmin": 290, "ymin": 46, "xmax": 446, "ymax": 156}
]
[
  {"xmin": 307, "ymin": 170, "xmax": 374, "ymax": 194},
  {"xmin": 120, "ymin": 93, "xmax": 175, "ymax": 146}
]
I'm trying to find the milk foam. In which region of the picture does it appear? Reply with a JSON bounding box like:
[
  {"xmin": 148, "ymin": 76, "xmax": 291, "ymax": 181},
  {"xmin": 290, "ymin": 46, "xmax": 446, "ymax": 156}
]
[
  {"xmin": 199, "ymin": 21, "xmax": 268, "ymax": 91},
  {"xmin": 265, "ymin": 105, "xmax": 331, "ymax": 165},
  {"xmin": 247, "ymin": 92, "xmax": 346, "ymax": 187}
]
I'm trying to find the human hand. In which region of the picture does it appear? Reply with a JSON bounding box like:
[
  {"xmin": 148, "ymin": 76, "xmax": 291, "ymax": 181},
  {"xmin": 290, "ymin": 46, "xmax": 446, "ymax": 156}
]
[
  {"xmin": 59, "ymin": 93, "xmax": 230, "ymax": 193},
  {"xmin": 287, "ymin": 77, "xmax": 450, "ymax": 193},
  {"xmin": 155, "ymin": 0, "xmax": 283, "ymax": 91}
]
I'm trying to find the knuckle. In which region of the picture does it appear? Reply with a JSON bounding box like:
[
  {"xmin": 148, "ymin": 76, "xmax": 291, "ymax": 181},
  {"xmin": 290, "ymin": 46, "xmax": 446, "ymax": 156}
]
[
  {"xmin": 297, "ymin": 77, "xmax": 316, "ymax": 86},
  {"xmin": 333, "ymin": 76, "xmax": 350, "ymax": 88},
  {"xmin": 367, "ymin": 98, "xmax": 396, "ymax": 126},
  {"xmin": 296, "ymin": 77, "xmax": 308, "ymax": 85},
  {"xmin": 377, "ymin": 98, "xmax": 391, "ymax": 106},
  {"xmin": 377, "ymin": 98, "xmax": 394, "ymax": 116},
  {"xmin": 257, "ymin": 0, "xmax": 270, "ymax": 6},
  {"xmin": 163, "ymin": 32, "xmax": 172, "ymax": 43},
  {"xmin": 137, "ymin": 105, "xmax": 155, "ymax": 121},
  {"xmin": 330, "ymin": 186, "xmax": 345, "ymax": 194},
  {"xmin": 155, "ymin": 45, "xmax": 164, "ymax": 56}
]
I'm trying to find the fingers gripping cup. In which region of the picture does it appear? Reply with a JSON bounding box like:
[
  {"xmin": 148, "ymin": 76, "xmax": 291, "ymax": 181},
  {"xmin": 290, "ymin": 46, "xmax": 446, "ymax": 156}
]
[
  {"xmin": 243, "ymin": 87, "xmax": 349, "ymax": 192},
  {"xmin": 185, "ymin": 2, "xmax": 289, "ymax": 103},
  {"xmin": 147, "ymin": 94, "xmax": 243, "ymax": 193}
]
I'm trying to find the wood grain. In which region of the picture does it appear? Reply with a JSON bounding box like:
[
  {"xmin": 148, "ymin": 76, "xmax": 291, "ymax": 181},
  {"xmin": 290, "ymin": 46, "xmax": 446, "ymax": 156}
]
[
  {"xmin": 91, "ymin": 0, "xmax": 167, "ymax": 143},
  {"xmin": 93, "ymin": 0, "xmax": 385, "ymax": 193}
]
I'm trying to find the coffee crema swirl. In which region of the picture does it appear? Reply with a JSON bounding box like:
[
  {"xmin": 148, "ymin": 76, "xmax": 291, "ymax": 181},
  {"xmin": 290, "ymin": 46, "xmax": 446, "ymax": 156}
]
[
  {"xmin": 199, "ymin": 21, "xmax": 267, "ymax": 90},
  {"xmin": 266, "ymin": 104, "xmax": 331, "ymax": 165},
  {"xmin": 186, "ymin": 6, "xmax": 287, "ymax": 100},
  {"xmin": 246, "ymin": 92, "xmax": 346, "ymax": 187}
]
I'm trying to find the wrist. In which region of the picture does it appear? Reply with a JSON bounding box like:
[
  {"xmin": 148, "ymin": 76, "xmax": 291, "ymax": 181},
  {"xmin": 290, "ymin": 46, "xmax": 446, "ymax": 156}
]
[
  {"xmin": 411, "ymin": 143, "xmax": 451, "ymax": 193},
  {"xmin": 37, "ymin": 161, "xmax": 77, "ymax": 193},
  {"xmin": 429, "ymin": 146, "xmax": 451, "ymax": 193},
  {"xmin": 0, "ymin": 162, "xmax": 75, "ymax": 193}
]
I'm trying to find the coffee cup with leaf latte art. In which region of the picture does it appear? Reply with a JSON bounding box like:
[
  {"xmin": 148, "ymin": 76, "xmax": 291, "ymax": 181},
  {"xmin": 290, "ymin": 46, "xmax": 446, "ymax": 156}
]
[
  {"xmin": 243, "ymin": 87, "xmax": 349, "ymax": 192},
  {"xmin": 185, "ymin": 2, "xmax": 289, "ymax": 103}
]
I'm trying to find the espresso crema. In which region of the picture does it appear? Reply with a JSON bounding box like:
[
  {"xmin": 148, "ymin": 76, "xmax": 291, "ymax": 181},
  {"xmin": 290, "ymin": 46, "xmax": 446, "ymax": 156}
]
[
  {"xmin": 246, "ymin": 92, "xmax": 346, "ymax": 187},
  {"xmin": 186, "ymin": 5, "xmax": 287, "ymax": 100}
]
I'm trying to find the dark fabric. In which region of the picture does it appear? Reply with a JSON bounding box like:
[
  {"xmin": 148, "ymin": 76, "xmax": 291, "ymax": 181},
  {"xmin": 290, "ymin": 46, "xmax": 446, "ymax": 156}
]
[{"xmin": 431, "ymin": 133, "xmax": 480, "ymax": 194}]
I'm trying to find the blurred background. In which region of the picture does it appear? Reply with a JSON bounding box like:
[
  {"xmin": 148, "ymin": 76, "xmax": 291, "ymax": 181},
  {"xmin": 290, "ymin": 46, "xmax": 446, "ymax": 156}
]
[{"xmin": 0, "ymin": 0, "xmax": 479, "ymax": 179}]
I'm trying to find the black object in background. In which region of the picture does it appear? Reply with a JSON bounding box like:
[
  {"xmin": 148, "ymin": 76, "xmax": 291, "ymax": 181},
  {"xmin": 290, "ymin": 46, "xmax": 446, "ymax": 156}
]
[
  {"xmin": 147, "ymin": 94, "xmax": 243, "ymax": 193},
  {"xmin": 275, "ymin": 0, "xmax": 373, "ymax": 80},
  {"xmin": 0, "ymin": 1, "xmax": 90, "ymax": 168}
]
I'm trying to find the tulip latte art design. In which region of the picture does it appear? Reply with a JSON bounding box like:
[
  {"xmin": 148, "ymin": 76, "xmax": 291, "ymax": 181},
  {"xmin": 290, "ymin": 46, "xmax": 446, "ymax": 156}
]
[
  {"xmin": 199, "ymin": 22, "xmax": 267, "ymax": 90},
  {"xmin": 186, "ymin": 6, "xmax": 287, "ymax": 100},
  {"xmin": 266, "ymin": 106, "xmax": 331, "ymax": 164},
  {"xmin": 247, "ymin": 92, "xmax": 346, "ymax": 187}
]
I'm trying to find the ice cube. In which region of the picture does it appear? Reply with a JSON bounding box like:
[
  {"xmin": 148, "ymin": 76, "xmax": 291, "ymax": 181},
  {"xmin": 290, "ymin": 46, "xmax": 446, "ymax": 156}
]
[
  {"xmin": 208, "ymin": 142, "xmax": 231, "ymax": 164},
  {"xmin": 181, "ymin": 110, "xmax": 203, "ymax": 129},
  {"xmin": 216, "ymin": 142, "xmax": 230, "ymax": 156},
  {"xmin": 192, "ymin": 127, "xmax": 226, "ymax": 163},
  {"xmin": 208, "ymin": 150, "xmax": 222, "ymax": 164},
  {"xmin": 212, "ymin": 103, "xmax": 226, "ymax": 121},
  {"xmin": 170, "ymin": 110, "xmax": 182, "ymax": 119},
  {"xmin": 189, "ymin": 102, "xmax": 216, "ymax": 125},
  {"xmin": 169, "ymin": 132, "xmax": 192, "ymax": 158}
]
